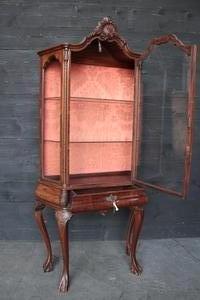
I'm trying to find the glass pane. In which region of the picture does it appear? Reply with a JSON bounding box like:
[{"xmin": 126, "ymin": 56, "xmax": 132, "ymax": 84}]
[
  {"xmin": 137, "ymin": 44, "xmax": 190, "ymax": 193},
  {"xmin": 43, "ymin": 60, "xmax": 61, "ymax": 181}
]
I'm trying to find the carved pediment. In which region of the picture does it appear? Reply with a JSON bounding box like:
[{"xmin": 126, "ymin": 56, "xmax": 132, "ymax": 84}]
[{"xmin": 89, "ymin": 17, "xmax": 126, "ymax": 44}]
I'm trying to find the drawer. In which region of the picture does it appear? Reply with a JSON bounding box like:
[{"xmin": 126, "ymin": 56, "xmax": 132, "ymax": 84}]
[{"xmin": 69, "ymin": 186, "xmax": 148, "ymax": 213}]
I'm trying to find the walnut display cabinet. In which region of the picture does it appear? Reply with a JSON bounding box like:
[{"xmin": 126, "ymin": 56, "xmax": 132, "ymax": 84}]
[{"xmin": 35, "ymin": 17, "xmax": 197, "ymax": 293}]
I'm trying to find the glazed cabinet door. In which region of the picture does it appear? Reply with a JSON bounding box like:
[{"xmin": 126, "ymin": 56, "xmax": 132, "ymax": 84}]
[{"xmin": 133, "ymin": 36, "xmax": 197, "ymax": 197}]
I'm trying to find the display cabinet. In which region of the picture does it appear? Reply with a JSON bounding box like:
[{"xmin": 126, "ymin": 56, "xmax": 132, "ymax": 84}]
[{"xmin": 35, "ymin": 17, "xmax": 197, "ymax": 293}]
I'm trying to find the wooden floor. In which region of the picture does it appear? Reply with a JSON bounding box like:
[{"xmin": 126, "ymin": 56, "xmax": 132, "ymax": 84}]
[{"xmin": 0, "ymin": 238, "xmax": 200, "ymax": 300}]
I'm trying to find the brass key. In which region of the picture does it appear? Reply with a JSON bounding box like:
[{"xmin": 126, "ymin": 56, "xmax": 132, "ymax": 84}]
[
  {"xmin": 105, "ymin": 194, "xmax": 119, "ymax": 212},
  {"xmin": 113, "ymin": 201, "xmax": 119, "ymax": 212}
]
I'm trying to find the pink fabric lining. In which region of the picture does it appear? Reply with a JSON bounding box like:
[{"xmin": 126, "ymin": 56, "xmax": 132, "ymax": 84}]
[
  {"xmin": 44, "ymin": 61, "xmax": 61, "ymax": 176},
  {"xmin": 71, "ymin": 63, "xmax": 134, "ymax": 100},
  {"xmin": 43, "ymin": 62, "xmax": 134, "ymax": 176},
  {"xmin": 70, "ymin": 100, "xmax": 133, "ymax": 142},
  {"xmin": 69, "ymin": 142, "xmax": 132, "ymax": 174},
  {"xmin": 44, "ymin": 61, "xmax": 61, "ymax": 98},
  {"xmin": 44, "ymin": 141, "xmax": 60, "ymax": 175},
  {"xmin": 69, "ymin": 63, "xmax": 134, "ymax": 174},
  {"xmin": 44, "ymin": 99, "xmax": 60, "ymax": 141}
]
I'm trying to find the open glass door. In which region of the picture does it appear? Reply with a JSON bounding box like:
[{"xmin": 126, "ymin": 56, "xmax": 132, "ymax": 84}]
[{"xmin": 133, "ymin": 35, "xmax": 196, "ymax": 197}]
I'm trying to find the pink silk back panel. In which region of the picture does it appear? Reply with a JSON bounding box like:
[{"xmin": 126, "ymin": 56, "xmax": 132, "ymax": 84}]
[
  {"xmin": 44, "ymin": 61, "xmax": 61, "ymax": 98},
  {"xmin": 44, "ymin": 61, "xmax": 61, "ymax": 176},
  {"xmin": 44, "ymin": 62, "xmax": 134, "ymax": 176},
  {"xmin": 70, "ymin": 63, "xmax": 134, "ymax": 174}
]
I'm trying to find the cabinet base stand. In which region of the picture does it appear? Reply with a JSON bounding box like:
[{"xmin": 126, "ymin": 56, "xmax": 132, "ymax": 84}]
[{"xmin": 35, "ymin": 186, "xmax": 147, "ymax": 293}]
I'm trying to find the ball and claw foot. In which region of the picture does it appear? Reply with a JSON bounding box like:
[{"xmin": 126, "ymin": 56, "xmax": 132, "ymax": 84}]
[
  {"xmin": 131, "ymin": 259, "xmax": 143, "ymax": 275},
  {"xmin": 58, "ymin": 272, "xmax": 69, "ymax": 293},
  {"xmin": 43, "ymin": 257, "xmax": 53, "ymax": 272},
  {"xmin": 127, "ymin": 244, "xmax": 143, "ymax": 275}
]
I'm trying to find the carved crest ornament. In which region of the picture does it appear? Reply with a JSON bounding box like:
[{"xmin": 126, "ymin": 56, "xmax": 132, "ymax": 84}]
[{"xmin": 82, "ymin": 16, "xmax": 127, "ymax": 47}]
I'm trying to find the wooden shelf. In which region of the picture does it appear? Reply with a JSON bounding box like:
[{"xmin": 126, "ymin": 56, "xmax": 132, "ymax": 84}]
[
  {"xmin": 44, "ymin": 139, "xmax": 60, "ymax": 141},
  {"xmin": 44, "ymin": 97, "xmax": 61, "ymax": 101},
  {"xmin": 69, "ymin": 171, "xmax": 132, "ymax": 189},
  {"xmin": 69, "ymin": 141, "xmax": 132, "ymax": 143},
  {"xmin": 70, "ymin": 96, "xmax": 133, "ymax": 104},
  {"xmin": 44, "ymin": 140, "xmax": 131, "ymax": 143},
  {"xmin": 44, "ymin": 97, "xmax": 133, "ymax": 104},
  {"xmin": 44, "ymin": 97, "xmax": 134, "ymax": 103}
]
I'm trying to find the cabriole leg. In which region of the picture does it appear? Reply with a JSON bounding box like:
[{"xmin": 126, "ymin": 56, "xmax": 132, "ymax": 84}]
[
  {"xmin": 129, "ymin": 206, "xmax": 144, "ymax": 275},
  {"xmin": 35, "ymin": 200, "xmax": 53, "ymax": 272},
  {"xmin": 55, "ymin": 209, "xmax": 72, "ymax": 293},
  {"xmin": 126, "ymin": 208, "xmax": 134, "ymax": 255}
]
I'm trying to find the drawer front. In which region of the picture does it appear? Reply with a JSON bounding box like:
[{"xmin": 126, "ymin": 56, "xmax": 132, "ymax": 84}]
[{"xmin": 70, "ymin": 188, "xmax": 147, "ymax": 213}]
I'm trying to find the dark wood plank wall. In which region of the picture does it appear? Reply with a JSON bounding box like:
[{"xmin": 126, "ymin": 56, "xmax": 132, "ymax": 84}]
[{"xmin": 0, "ymin": 0, "xmax": 200, "ymax": 240}]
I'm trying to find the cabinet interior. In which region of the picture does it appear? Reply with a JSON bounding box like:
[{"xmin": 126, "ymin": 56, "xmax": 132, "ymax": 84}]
[
  {"xmin": 69, "ymin": 41, "xmax": 135, "ymax": 187},
  {"xmin": 43, "ymin": 40, "xmax": 136, "ymax": 187}
]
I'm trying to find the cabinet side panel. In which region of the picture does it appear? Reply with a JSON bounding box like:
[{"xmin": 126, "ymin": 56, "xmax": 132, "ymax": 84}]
[{"xmin": 42, "ymin": 59, "xmax": 61, "ymax": 179}]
